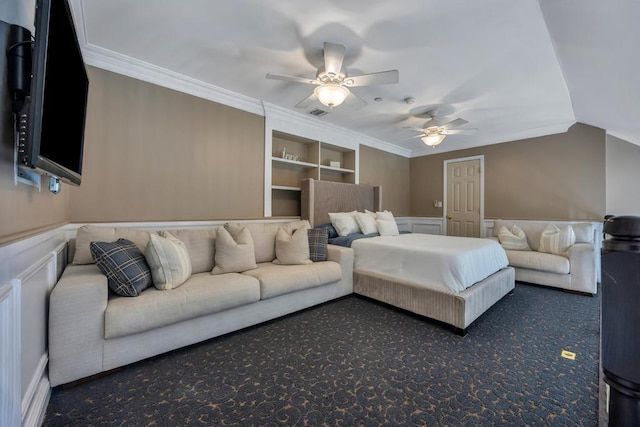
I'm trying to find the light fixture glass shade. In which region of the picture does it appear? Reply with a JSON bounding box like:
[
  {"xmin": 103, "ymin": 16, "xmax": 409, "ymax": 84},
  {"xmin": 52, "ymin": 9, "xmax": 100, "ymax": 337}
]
[
  {"xmin": 421, "ymin": 134, "xmax": 446, "ymax": 146},
  {"xmin": 314, "ymin": 84, "xmax": 349, "ymax": 108}
]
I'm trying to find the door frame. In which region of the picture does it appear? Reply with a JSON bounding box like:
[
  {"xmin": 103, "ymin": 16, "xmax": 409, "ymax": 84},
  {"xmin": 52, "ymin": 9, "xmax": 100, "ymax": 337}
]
[{"xmin": 443, "ymin": 155, "xmax": 485, "ymax": 237}]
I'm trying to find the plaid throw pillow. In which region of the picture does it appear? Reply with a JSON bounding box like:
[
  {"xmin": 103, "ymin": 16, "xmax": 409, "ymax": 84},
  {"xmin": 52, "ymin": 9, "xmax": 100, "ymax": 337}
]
[
  {"xmin": 90, "ymin": 238, "xmax": 152, "ymax": 297},
  {"xmin": 308, "ymin": 228, "xmax": 328, "ymax": 262}
]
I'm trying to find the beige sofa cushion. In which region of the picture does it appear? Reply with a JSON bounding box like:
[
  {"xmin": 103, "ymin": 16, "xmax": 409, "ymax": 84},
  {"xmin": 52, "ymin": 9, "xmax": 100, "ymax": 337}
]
[
  {"xmin": 273, "ymin": 227, "xmax": 312, "ymax": 265},
  {"xmin": 73, "ymin": 225, "xmax": 153, "ymax": 265},
  {"xmin": 226, "ymin": 220, "xmax": 310, "ymax": 262},
  {"xmin": 167, "ymin": 228, "xmax": 217, "ymax": 274},
  {"xmin": 105, "ymin": 272, "xmax": 261, "ymax": 339},
  {"xmin": 144, "ymin": 232, "xmax": 192, "ymax": 290},
  {"xmin": 505, "ymin": 250, "xmax": 570, "ymax": 274},
  {"xmin": 243, "ymin": 261, "xmax": 342, "ymax": 299},
  {"xmin": 211, "ymin": 226, "xmax": 257, "ymax": 275},
  {"xmin": 572, "ymin": 223, "xmax": 595, "ymax": 243}
]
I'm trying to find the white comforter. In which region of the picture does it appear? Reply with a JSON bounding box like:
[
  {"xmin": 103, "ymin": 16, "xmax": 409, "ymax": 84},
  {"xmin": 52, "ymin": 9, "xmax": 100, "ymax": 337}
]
[{"xmin": 352, "ymin": 233, "xmax": 509, "ymax": 294}]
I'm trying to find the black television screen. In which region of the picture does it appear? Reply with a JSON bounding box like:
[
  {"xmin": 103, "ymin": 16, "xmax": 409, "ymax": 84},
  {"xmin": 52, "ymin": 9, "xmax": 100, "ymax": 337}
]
[{"xmin": 22, "ymin": 0, "xmax": 89, "ymax": 186}]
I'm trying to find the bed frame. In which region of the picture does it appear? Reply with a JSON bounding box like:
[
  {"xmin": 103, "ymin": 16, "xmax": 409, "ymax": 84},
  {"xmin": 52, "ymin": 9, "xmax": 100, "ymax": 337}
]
[{"xmin": 301, "ymin": 178, "xmax": 515, "ymax": 335}]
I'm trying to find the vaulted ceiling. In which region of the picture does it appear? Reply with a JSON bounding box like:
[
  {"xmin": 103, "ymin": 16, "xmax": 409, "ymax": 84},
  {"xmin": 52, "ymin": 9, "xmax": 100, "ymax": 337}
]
[{"xmin": 65, "ymin": 0, "xmax": 639, "ymax": 156}]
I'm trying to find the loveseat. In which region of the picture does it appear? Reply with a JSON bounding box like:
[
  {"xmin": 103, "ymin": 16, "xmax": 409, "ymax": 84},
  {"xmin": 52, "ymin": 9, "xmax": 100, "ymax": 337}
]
[
  {"xmin": 488, "ymin": 219, "xmax": 599, "ymax": 295},
  {"xmin": 48, "ymin": 220, "xmax": 353, "ymax": 387}
]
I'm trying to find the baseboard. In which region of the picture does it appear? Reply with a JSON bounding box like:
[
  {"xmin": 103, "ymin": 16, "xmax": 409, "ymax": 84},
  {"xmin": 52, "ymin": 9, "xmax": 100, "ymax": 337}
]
[{"xmin": 22, "ymin": 369, "xmax": 50, "ymax": 427}]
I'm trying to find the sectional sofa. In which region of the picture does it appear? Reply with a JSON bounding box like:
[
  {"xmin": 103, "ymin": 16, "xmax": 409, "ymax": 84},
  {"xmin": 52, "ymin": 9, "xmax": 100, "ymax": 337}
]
[
  {"xmin": 488, "ymin": 219, "xmax": 599, "ymax": 295},
  {"xmin": 48, "ymin": 220, "xmax": 353, "ymax": 387}
]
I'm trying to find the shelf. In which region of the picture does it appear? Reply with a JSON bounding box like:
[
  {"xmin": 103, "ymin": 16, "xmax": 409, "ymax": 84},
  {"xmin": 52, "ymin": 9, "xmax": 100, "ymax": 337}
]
[
  {"xmin": 272, "ymin": 185, "xmax": 301, "ymax": 191},
  {"xmin": 320, "ymin": 165, "xmax": 355, "ymax": 174},
  {"xmin": 268, "ymin": 129, "xmax": 358, "ymax": 217},
  {"xmin": 272, "ymin": 157, "xmax": 318, "ymax": 169}
]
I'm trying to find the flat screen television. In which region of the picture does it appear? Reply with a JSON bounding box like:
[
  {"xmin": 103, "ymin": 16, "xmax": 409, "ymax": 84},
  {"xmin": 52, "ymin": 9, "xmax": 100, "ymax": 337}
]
[{"xmin": 19, "ymin": 0, "xmax": 89, "ymax": 186}]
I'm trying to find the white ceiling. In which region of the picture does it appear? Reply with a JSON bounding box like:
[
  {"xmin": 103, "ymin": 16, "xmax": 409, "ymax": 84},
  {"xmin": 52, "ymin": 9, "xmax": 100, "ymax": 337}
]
[{"xmin": 67, "ymin": 0, "xmax": 639, "ymax": 156}]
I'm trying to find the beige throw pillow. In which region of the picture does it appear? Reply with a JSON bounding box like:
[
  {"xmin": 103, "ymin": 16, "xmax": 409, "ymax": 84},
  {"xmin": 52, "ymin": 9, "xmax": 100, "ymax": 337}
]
[
  {"xmin": 211, "ymin": 226, "xmax": 257, "ymax": 275},
  {"xmin": 354, "ymin": 211, "xmax": 379, "ymax": 235},
  {"xmin": 145, "ymin": 231, "xmax": 192, "ymax": 290},
  {"xmin": 73, "ymin": 225, "xmax": 153, "ymax": 265},
  {"xmin": 498, "ymin": 225, "xmax": 531, "ymax": 251},
  {"xmin": 539, "ymin": 224, "xmax": 576, "ymax": 255},
  {"xmin": 273, "ymin": 227, "xmax": 312, "ymax": 265}
]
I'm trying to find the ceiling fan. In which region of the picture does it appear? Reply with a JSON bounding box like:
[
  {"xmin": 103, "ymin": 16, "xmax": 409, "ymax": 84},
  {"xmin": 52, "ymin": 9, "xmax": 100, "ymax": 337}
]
[
  {"xmin": 406, "ymin": 111, "xmax": 477, "ymax": 147},
  {"xmin": 266, "ymin": 42, "xmax": 399, "ymax": 109}
]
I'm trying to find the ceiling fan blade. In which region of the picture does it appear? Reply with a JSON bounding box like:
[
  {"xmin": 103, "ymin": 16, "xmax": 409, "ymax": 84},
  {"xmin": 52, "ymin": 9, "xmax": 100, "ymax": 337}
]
[
  {"xmin": 403, "ymin": 126, "xmax": 427, "ymax": 132},
  {"xmin": 346, "ymin": 70, "xmax": 399, "ymax": 87},
  {"xmin": 266, "ymin": 73, "xmax": 319, "ymax": 85},
  {"xmin": 440, "ymin": 118, "xmax": 469, "ymax": 130},
  {"xmin": 295, "ymin": 93, "xmax": 318, "ymax": 109},
  {"xmin": 343, "ymin": 90, "xmax": 368, "ymax": 109},
  {"xmin": 445, "ymin": 128, "xmax": 477, "ymax": 135},
  {"xmin": 323, "ymin": 42, "xmax": 346, "ymax": 78}
]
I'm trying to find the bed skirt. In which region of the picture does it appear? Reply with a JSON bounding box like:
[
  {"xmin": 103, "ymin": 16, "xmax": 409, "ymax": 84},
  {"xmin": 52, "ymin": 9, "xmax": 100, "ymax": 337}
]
[{"xmin": 354, "ymin": 266, "xmax": 515, "ymax": 333}]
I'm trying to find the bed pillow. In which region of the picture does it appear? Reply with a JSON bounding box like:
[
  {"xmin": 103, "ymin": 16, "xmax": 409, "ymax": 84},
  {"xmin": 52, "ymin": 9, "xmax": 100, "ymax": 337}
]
[
  {"xmin": 498, "ymin": 225, "xmax": 531, "ymax": 251},
  {"xmin": 273, "ymin": 227, "xmax": 312, "ymax": 265},
  {"xmin": 329, "ymin": 211, "xmax": 360, "ymax": 237},
  {"xmin": 354, "ymin": 211, "xmax": 379, "ymax": 235},
  {"xmin": 144, "ymin": 231, "xmax": 192, "ymax": 290},
  {"xmin": 315, "ymin": 223, "xmax": 339, "ymax": 239},
  {"xmin": 377, "ymin": 218, "xmax": 400, "ymax": 236},
  {"xmin": 308, "ymin": 228, "xmax": 328, "ymax": 262},
  {"xmin": 538, "ymin": 224, "xmax": 576, "ymax": 255},
  {"xmin": 211, "ymin": 226, "xmax": 257, "ymax": 274},
  {"xmin": 90, "ymin": 239, "xmax": 153, "ymax": 297},
  {"xmin": 376, "ymin": 210, "xmax": 395, "ymax": 221}
]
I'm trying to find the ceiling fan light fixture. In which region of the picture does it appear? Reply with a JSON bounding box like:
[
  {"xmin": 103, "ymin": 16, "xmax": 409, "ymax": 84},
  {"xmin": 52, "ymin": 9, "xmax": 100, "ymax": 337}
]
[
  {"xmin": 314, "ymin": 83, "xmax": 350, "ymax": 108},
  {"xmin": 421, "ymin": 133, "xmax": 446, "ymax": 146}
]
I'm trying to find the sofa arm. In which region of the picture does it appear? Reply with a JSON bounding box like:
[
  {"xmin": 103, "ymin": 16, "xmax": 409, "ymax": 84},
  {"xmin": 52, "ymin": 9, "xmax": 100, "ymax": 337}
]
[
  {"xmin": 49, "ymin": 264, "xmax": 108, "ymax": 386},
  {"xmin": 567, "ymin": 243, "xmax": 597, "ymax": 294},
  {"xmin": 327, "ymin": 245, "xmax": 354, "ymax": 287}
]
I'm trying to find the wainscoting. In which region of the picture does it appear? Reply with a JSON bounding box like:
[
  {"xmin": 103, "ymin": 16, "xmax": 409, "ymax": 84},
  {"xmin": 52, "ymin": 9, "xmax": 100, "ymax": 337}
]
[
  {"xmin": 0, "ymin": 227, "xmax": 67, "ymax": 427},
  {"xmin": 0, "ymin": 216, "xmax": 604, "ymax": 426}
]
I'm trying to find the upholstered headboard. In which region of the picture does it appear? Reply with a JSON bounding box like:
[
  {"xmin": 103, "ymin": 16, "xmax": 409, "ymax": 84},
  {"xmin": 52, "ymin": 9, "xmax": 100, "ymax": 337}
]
[{"xmin": 300, "ymin": 179, "xmax": 382, "ymax": 227}]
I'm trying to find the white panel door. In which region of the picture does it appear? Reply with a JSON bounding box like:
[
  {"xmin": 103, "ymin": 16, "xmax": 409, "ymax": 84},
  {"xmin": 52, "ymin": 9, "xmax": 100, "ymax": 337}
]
[{"xmin": 446, "ymin": 159, "xmax": 481, "ymax": 237}]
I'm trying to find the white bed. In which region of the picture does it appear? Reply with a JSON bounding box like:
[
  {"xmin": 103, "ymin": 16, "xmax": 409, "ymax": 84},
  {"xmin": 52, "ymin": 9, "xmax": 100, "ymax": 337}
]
[
  {"xmin": 301, "ymin": 178, "xmax": 515, "ymax": 335},
  {"xmin": 352, "ymin": 233, "xmax": 509, "ymax": 294}
]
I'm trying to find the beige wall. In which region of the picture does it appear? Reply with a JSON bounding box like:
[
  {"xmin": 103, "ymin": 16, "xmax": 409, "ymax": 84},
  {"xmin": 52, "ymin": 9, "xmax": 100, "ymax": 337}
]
[
  {"xmin": 410, "ymin": 123, "xmax": 606, "ymax": 220},
  {"xmin": 359, "ymin": 145, "xmax": 411, "ymax": 216},
  {"xmin": 0, "ymin": 23, "xmax": 69, "ymax": 244},
  {"xmin": 68, "ymin": 68, "xmax": 265, "ymax": 222},
  {"xmin": 606, "ymin": 135, "xmax": 640, "ymax": 216}
]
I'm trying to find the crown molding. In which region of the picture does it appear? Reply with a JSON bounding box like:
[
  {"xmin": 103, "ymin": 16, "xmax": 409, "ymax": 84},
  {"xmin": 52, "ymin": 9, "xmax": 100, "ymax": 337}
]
[
  {"xmin": 81, "ymin": 44, "xmax": 266, "ymax": 116},
  {"xmin": 69, "ymin": 0, "xmax": 411, "ymax": 158},
  {"xmin": 78, "ymin": 43, "xmax": 413, "ymax": 157},
  {"xmin": 408, "ymin": 119, "xmax": 576, "ymax": 158}
]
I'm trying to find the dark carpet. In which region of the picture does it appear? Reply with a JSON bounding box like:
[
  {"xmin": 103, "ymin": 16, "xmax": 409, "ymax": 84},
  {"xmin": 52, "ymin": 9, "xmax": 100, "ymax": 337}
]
[{"xmin": 43, "ymin": 282, "xmax": 600, "ymax": 426}]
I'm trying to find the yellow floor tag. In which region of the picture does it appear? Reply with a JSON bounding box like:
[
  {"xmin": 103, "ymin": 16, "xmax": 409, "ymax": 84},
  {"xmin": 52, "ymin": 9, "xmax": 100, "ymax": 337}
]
[{"xmin": 561, "ymin": 350, "xmax": 576, "ymax": 360}]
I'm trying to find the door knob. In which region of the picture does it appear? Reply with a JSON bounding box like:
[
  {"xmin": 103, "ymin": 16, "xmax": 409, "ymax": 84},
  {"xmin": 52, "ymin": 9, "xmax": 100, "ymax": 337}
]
[{"xmin": 446, "ymin": 215, "xmax": 452, "ymax": 220}]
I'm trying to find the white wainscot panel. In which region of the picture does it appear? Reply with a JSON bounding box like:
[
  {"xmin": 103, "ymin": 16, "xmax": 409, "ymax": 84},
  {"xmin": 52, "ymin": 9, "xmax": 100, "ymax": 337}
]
[
  {"xmin": 408, "ymin": 218, "xmax": 445, "ymax": 235},
  {"xmin": 0, "ymin": 225, "xmax": 67, "ymax": 427},
  {"xmin": 0, "ymin": 280, "xmax": 21, "ymax": 427}
]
